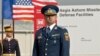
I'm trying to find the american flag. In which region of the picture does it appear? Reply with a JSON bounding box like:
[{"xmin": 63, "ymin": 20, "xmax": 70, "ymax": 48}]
[{"xmin": 13, "ymin": 0, "xmax": 34, "ymax": 21}]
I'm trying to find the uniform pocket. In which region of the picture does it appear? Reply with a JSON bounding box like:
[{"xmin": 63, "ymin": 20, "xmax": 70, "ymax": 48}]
[{"xmin": 50, "ymin": 34, "xmax": 60, "ymax": 45}]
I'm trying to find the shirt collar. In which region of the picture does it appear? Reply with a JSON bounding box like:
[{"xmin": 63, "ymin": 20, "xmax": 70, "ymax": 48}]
[
  {"xmin": 5, "ymin": 37, "xmax": 13, "ymax": 41},
  {"xmin": 47, "ymin": 23, "xmax": 56, "ymax": 31}
]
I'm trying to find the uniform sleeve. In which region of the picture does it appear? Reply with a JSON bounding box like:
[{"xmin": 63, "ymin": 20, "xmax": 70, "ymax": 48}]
[
  {"xmin": 32, "ymin": 31, "xmax": 39, "ymax": 56},
  {"xmin": 0, "ymin": 41, "xmax": 2, "ymax": 56},
  {"xmin": 15, "ymin": 40, "xmax": 20, "ymax": 56},
  {"xmin": 60, "ymin": 28, "xmax": 70, "ymax": 56}
]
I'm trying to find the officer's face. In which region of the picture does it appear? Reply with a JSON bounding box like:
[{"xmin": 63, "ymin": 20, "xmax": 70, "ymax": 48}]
[
  {"xmin": 45, "ymin": 15, "xmax": 57, "ymax": 25},
  {"xmin": 6, "ymin": 32, "xmax": 13, "ymax": 37}
]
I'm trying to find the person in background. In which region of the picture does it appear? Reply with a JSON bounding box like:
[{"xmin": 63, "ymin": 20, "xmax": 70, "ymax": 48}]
[
  {"xmin": 0, "ymin": 25, "xmax": 20, "ymax": 56},
  {"xmin": 33, "ymin": 5, "xmax": 70, "ymax": 56}
]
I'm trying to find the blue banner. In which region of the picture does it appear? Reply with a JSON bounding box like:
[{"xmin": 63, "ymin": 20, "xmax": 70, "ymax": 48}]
[{"xmin": 2, "ymin": 0, "xmax": 13, "ymax": 19}]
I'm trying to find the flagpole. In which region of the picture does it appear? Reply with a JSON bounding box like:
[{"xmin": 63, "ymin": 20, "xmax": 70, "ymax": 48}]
[
  {"xmin": 12, "ymin": 0, "xmax": 15, "ymax": 38},
  {"xmin": 1, "ymin": 0, "xmax": 3, "ymax": 40},
  {"xmin": 12, "ymin": 18, "xmax": 15, "ymax": 38},
  {"xmin": 1, "ymin": 0, "xmax": 4, "ymax": 55}
]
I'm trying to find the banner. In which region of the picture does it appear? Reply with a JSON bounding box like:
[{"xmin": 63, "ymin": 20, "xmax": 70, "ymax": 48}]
[
  {"xmin": 2, "ymin": 0, "xmax": 13, "ymax": 19},
  {"xmin": 33, "ymin": 6, "xmax": 46, "ymax": 33},
  {"xmin": 33, "ymin": 0, "xmax": 58, "ymax": 33},
  {"xmin": 58, "ymin": 5, "xmax": 100, "ymax": 54}
]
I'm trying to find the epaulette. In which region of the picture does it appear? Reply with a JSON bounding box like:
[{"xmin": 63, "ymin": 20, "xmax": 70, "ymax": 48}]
[
  {"xmin": 58, "ymin": 26, "xmax": 66, "ymax": 30},
  {"xmin": 14, "ymin": 38, "xmax": 18, "ymax": 41},
  {"xmin": 58, "ymin": 26, "xmax": 70, "ymax": 41}
]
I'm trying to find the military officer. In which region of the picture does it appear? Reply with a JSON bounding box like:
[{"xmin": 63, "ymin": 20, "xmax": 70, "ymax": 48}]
[
  {"xmin": 33, "ymin": 5, "xmax": 70, "ymax": 56},
  {"xmin": 0, "ymin": 26, "xmax": 20, "ymax": 56}
]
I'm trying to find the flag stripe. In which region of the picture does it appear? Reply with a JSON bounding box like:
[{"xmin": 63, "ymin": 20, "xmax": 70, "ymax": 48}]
[
  {"xmin": 13, "ymin": 12, "xmax": 34, "ymax": 15},
  {"xmin": 14, "ymin": 18, "xmax": 33, "ymax": 20},
  {"xmin": 13, "ymin": 15, "xmax": 34, "ymax": 18},
  {"xmin": 14, "ymin": 18, "xmax": 33, "ymax": 21},
  {"xmin": 13, "ymin": 10, "xmax": 34, "ymax": 13},
  {"xmin": 13, "ymin": 8, "xmax": 34, "ymax": 10},
  {"xmin": 13, "ymin": 5, "xmax": 34, "ymax": 8}
]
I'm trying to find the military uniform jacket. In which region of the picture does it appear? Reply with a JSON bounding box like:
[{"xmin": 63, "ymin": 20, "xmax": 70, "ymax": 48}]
[
  {"xmin": 0, "ymin": 41, "xmax": 2, "ymax": 56},
  {"xmin": 33, "ymin": 25, "xmax": 70, "ymax": 56},
  {"xmin": 2, "ymin": 38, "xmax": 20, "ymax": 56}
]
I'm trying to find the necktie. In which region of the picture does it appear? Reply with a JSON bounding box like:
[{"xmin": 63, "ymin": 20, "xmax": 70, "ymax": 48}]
[{"xmin": 47, "ymin": 27, "xmax": 50, "ymax": 34}]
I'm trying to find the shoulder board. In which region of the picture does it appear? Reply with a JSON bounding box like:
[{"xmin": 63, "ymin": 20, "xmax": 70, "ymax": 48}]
[
  {"xmin": 58, "ymin": 26, "xmax": 66, "ymax": 30},
  {"xmin": 14, "ymin": 38, "xmax": 18, "ymax": 41}
]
